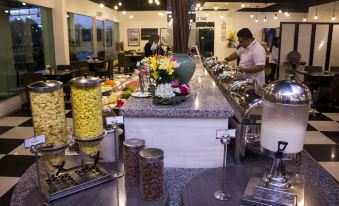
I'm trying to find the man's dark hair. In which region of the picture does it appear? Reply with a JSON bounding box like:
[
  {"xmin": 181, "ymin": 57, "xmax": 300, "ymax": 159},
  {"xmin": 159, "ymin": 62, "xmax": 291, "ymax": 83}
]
[{"xmin": 237, "ymin": 28, "xmax": 253, "ymax": 39}]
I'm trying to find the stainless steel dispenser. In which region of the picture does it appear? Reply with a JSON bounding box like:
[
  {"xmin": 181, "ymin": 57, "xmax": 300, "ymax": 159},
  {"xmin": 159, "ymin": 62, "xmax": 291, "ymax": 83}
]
[{"xmin": 242, "ymin": 79, "xmax": 311, "ymax": 206}]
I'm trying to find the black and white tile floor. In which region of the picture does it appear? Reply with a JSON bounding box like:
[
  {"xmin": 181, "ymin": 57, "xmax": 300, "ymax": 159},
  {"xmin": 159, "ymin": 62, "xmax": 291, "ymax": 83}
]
[{"xmin": 0, "ymin": 105, "xmax": 338, "ymax": 205}]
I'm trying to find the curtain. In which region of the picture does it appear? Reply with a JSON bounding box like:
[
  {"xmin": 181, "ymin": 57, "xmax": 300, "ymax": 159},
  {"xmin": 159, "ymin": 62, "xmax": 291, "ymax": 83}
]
[{"xmin": 169, "ymin": 0, "xmax": 190, "ymax": 53}]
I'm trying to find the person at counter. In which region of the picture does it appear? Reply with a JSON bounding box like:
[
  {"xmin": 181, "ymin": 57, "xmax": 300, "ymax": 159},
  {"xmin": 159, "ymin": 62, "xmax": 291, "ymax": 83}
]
[
  {"xmin": 224, "ymin": 28, "xmax": 266, "ymax": 86},
  {"xmin": 267, "ymin": 37, "xmax": 280, "ymax": 83},
  {"xmin": 144, "ymin": 34, "xmax": 164, "ymax": 57}
]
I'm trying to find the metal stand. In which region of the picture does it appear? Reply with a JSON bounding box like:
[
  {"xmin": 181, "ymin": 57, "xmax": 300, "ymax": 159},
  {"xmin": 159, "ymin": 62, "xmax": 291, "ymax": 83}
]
[
  {"xmin": 30, "ymin": 145, "xmax": 42, "ymax": 192},
  {"xmin": 112, "ymin": 122, "xmax": 124, "ymax": 178},
  {"xmin": 214, "ymin": 133, "xmax": 231, "ymax": 201}
]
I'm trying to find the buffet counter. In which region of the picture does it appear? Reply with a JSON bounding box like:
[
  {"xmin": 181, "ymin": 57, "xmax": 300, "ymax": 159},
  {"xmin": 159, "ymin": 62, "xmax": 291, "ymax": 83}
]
[{"xmin": 120, "ymin": 56, "xmax": 233, "ymax": 168}]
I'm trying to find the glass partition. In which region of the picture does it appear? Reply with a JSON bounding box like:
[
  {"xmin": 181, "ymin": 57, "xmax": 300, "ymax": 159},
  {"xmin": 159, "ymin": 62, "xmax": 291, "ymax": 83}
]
[
  {"xmin": 68, "ymin": 13, "xmax": 94, "ymax": 62},
  {"xmin": 0, "ymin": 3, "xmax": 54, "ymax": 98},
  {"xmin": 96, "ymin": 19, "xmax": 105, "ymax": 59}
]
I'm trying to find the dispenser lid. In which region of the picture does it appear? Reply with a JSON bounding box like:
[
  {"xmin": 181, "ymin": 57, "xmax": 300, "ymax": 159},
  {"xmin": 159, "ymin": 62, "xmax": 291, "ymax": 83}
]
[
  {"xmin": 139, "ymin": 148, "xmax": 164, "ymax": 162},
  {"xmin": 263, "ymin": 79, "xmax": 311, "ymax": 105},
  {"xmin": 28, "ymin": 80, "xmax": 62, "ymax": 92},
  {"xmin": 123, "ymin": 138, "xmax": 145, "ymax": 150},
  {"xmin": 69, "ymin": 73, "xmax": 101, "ymax": 87}
]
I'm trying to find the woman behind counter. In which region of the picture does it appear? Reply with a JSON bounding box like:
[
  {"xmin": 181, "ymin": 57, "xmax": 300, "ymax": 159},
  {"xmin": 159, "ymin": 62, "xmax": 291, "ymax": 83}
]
[{"xmin": 144, "ymin": 34, "xmax": 165, "ymax": 57}]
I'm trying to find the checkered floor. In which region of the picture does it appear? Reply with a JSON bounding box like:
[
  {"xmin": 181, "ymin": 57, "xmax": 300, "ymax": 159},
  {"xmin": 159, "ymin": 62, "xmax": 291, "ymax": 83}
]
[{"xmin": 0, "ymin": 105, "xmax": 338, "ymax": 205}]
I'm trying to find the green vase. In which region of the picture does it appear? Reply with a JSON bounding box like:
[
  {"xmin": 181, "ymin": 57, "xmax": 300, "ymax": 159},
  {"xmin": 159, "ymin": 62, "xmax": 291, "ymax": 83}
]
[{"xmin": 172, "ymin": 54, "xmax": 196, "ymax": 84}]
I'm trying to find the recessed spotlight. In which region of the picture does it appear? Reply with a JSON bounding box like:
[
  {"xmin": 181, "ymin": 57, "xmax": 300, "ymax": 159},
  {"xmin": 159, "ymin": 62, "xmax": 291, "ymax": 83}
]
[
  {"xmin": 205, "ymin": 13, "xmax": 208, "ymax": 17},
  {"xmin": 122, "ymin": 11, "xmax": 126, "ymax": 15},
  {"xmin": 118, "ymin": 2, "xmax": 122, "ymax": 6},
  {"xmin": 114, "ymin": 5, "xmax": 118, "ymax": 10},
  {"xmin": 303, "ymin": 18, "xmax": 307, "ymax": 22},
  {"xmin": 129, "ymin": 14, "xmax": 134, "ymax": 19},
  {"xmin": 197, "ymin": 3, "xmax": 201, "ymax": 7},
  {"xmin": 199, "ymin": 7, "xmax": 203, "ymax": 11},
  {"xmin": 241, "ymin": 3, "xmax": 245, "ymax": 8},
  {"xmin": 250, "ymin": 14, "xmax": 254, "ymax": 18},
  {"xmin": 22, "ymin": 2, "xmax": 26, "ymax": 6},
  {"xmin": 220, "ymin": 14, "xmax": 224, "ymax": 19},
  {"xmin": 255, "ymin": 19, "xmax": 258, "ymax": 23},
  {"xmin": 100, "ymin": 3, "xmax": 104, "ymax": 8},
  {"xmin": 284, "ymin": 12, "xmax": 290, "ymax": 17},
  {"xmin": 278, "ymin": 10, "xmax": 282, "ymax": 13},
  {"xmin": 214, "ymin": 7, "xmax": 218, "ymax": 10}
]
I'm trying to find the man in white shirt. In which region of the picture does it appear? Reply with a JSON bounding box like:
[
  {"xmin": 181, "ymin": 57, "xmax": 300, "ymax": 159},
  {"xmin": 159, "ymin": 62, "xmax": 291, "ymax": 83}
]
[{"xmin": 224, "ymin": 28, "xmax": 266, "ymax": 86}]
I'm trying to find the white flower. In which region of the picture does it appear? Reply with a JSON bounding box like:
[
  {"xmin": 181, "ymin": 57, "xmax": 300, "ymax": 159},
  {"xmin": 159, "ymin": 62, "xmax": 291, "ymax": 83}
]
[
  {"xmin": 155, "ymin": 83, "xmax": 176, "ymax": 98},
  {"xmin": 173, "ymin": 87, "xmax": 181, "ymax": 94}
]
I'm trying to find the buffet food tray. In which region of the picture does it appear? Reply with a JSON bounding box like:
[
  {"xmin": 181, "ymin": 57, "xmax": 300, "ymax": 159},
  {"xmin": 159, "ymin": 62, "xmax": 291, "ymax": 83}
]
[{"xmin": 40, "ymin": 164, "xmax": 113, "ymax": 202}]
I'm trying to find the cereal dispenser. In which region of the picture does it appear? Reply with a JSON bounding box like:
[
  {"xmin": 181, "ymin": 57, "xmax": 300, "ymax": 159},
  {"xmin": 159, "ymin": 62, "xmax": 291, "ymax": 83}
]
[
  {"xmin": 70, "ymin": 74, "xmax": 106, "ymax": 159},
  {"xmin": 242, "ymin": 79, "xmax": 311, "ymax": 206},
  {"xmin": 28, "ymin": 80, "xmax": 69, "ymax": 174}
]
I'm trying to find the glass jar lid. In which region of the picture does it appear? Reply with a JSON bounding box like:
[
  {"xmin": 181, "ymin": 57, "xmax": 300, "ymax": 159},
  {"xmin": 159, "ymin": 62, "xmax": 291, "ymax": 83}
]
[
  {"xmin": 27, "ymin": 80, "xmax": 62, "ymax": 92},
  {"xmin": 139, "ymin": 148, "xmax": 164, "ymax": 163},
  {"xmin": 263, "ymin": 79, "xmax": 311, "ymax": 105},
  {"xmin": 70, "ymin": 73, "xmax": 101, "ymax": 87},
  {"xmin": 123, "ymin": 138, "xmax": 145, "ymax": 150}
]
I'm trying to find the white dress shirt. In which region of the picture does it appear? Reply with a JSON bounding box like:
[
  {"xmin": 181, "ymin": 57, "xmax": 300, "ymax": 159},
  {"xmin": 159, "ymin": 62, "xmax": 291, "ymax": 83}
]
[
  {"xmin": 269, "ymin": 45, "xmax": 279, "ymax": 64},
  {"xmin": 236, "ymin": 39, "xmax": 266, "ymax": 86}
]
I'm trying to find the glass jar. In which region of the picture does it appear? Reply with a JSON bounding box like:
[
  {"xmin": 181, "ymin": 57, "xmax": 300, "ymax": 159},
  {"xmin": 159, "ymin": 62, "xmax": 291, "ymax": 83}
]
[
  {"xmin": 70, "ymin": 74, "xmax": 103, "ymax": 155},
  {"xmin": 139, "ymin": 148, "xmax": 164, "ymax": 200},
  {"xmin": 28, "ymin": 80, "xmax": 68, "ymax": 147},
  {"xmin": 123, "ymin": 138, "xmax": 145, "ymax": 186}
]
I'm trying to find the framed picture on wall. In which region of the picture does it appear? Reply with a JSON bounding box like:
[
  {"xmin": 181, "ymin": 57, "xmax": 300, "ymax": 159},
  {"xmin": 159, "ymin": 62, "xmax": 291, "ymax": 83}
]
[
  {"xmin": 141, "ymin": 28, "xmax": 158, "ymax": 40},
  {"xmin": 160, "ymin": 28, "xmax": 168, "ymax": 44},
  {"xmin": 128, "ymin": 28, "xmax": 140, "ymax": 46}
]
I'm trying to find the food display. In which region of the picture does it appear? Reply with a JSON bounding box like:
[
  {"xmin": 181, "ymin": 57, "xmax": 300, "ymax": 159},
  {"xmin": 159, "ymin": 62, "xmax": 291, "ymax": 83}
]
[
  {"xmin": 28, "ymin": 81, "xmax": 68, "ymax": 147},
  {"xmin": 139, "ymin": 148, "xmax": 164, "ymax": 200},
  {"xmin": 123, "ymin": 138, "xmax": 145, "ymax": 186},
  {"xmin": 41, "ymin": 149, "xmax": 66, "ymax": 173},
  {"xmin": 120, "ymin": 85, "xmax": 136, "ymax": 99},
  {"xmin": 102, "ymin": 92, "xmax": 119, "ymax": 105},
  {"xmin": 102, "ymin": 80, "xmax": 117, "ymax": 87}
]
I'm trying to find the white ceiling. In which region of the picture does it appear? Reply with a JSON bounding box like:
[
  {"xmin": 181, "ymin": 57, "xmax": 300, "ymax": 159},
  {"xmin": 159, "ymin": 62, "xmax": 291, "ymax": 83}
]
[{"xmin": 201, "ymin": 2, "xmax": 276, "ymax": 11}]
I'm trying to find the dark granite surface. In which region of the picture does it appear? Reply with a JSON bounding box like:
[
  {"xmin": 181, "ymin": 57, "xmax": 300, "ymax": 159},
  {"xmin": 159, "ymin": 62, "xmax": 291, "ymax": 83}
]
[
  {"xmin": 11, "ymin": 151, "xmax": 339, "ymax": 206},
  {"xmin": 120, "ymin": 57, "xmax": 233, "ymax": 118}
]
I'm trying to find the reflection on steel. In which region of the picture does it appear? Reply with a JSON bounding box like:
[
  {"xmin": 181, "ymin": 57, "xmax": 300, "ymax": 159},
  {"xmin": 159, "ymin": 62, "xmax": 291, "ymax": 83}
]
[{"xmin": 202, "ymin": 57, "xmax": 263, "ymax": 162}]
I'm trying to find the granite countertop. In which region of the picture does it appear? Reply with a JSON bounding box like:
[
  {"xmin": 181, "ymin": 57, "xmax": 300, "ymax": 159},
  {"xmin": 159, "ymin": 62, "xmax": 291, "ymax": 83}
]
[
  {"xmin": 11, "ymin": 151, "xmax": 339, "ymax": 206},
  {"xmin": 120, "ymin": 56, "xmax": 233, "ymax": 118}
]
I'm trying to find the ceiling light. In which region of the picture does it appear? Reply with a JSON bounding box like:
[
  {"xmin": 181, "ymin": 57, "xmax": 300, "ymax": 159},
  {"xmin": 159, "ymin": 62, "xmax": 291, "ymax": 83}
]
[
  {"xmin": 199, "ymin": 7, "xmax": 203, "ymax": 11},
  {"xmin": 264, "ymin": 16, "xmax": 267, "ymax": 22},
  {"xmin": 149, "ymin": 0, "xmax": 153, "ymax": 4},
  {"xmin": 241, "ymin": 3, "xmax": 245, "ymax": 8},
  {"xmin": 158, "ymin": 12, "xmax": 164, "ymax": 16},
  {"xmin": 118, "ymin": 2, "xmax": 122, "ymax": 6},
  {"xmin": 314, "ymin": 15, "xmax": 318, "ymax": 20},
  {"xmin": 332, "ymin": 14, "xmax": 336, "ymax": 20},
  {"xmin": 246, "ymin": 4, "xmax": 250, "ymax": 7},
  {"xmin": 197, "ymin": 3, "xmax": 201, "ymax": 7},
  {"xmin": 274, "ymin": 13, "xmax": 278, "ymax": 19},
  {"xmin": 205, "ymin": 13, "xmax": 208, "ymax": 17},
  {"xmin": 122, "ymin": 11, "xmax": 126, "ymax": 15},
  {"xmin": 255, "ymin": 18, "xmax": 258, "ymax": 23},
  {"xmin": 195, "ymin": 7, "xmax": 198, "ymax": 10},
  {"xmin": 220, "ymin": 14, "xmax": 224, "ymax": 19},
  {"xmin": 4, "ymin": 10, "xmax": 9, "ymax": 13},
  {"xmin": 225, "ymin": 3, "xmax": 228, "ymax": 5},
  {"xmin": 278, "ymin": 10, "xmax": 282, "ymax": 13},
  {"xmin": 284, "ymin": 11, "xmax": 290, "ymax": 17},
  {"xmin": 250, "ymin": 14, "xmax": 254, "ymax": 18},
  {"xmin": 129, "ymin": 14, "xmax": 134, "ymax": 19},
  {"xmin": 214, "ymin": 6, "xmax": 218, "ymax": 10},
  {"xmin": 114, "ymin": 5, "xmax": 118, "ymax": 10},
  {"xmin": 156, "ymin": 1, "xmax": 160, "ymax": 5},
  {"xmin": 303, "ymin": 17, "xmax": 307, "ymax": 22},
  {"xmin": 100, "ymin": 3, "xmax": 104, "ymax": 8},
  {"xmin": 22, "ymin": 2, "xmax": 26, "ymax": 6}
]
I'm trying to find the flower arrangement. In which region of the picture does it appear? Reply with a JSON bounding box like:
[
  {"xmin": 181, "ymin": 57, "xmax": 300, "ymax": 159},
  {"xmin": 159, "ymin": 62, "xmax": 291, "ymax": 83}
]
[{"xmin": 137, "ymin": 55, "xmax": 190, "ymax": 105}]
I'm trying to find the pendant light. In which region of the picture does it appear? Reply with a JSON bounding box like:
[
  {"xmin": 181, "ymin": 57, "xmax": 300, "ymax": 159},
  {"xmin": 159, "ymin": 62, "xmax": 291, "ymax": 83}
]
[
  {"xmin": 274, "ymin": 13, "xmax": 278, "ymax": 19},
  {"xmin": 332, "ymin": 1, "xmax": 336, "ymax": 21},
  {"xmin": 314, "ymin": 7, "xmax": 318, "ymax": 19}
]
